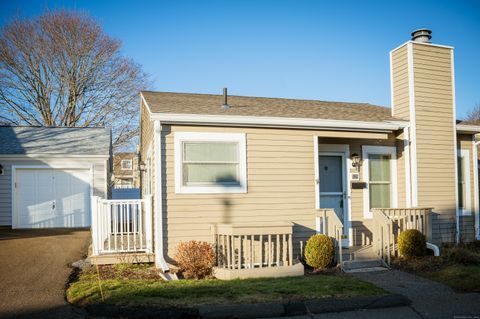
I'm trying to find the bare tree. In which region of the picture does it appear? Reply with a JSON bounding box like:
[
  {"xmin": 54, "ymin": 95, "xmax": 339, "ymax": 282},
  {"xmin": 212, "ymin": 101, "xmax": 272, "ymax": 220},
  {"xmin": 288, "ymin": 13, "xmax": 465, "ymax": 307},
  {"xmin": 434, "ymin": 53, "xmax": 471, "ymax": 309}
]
[
  {"xmin": 466, "ymin": 103, "xmax": 480, "ymax": 124},
  {"xmin": 0, "ymin": 10, "xmax": 149, "ymax": 149}
]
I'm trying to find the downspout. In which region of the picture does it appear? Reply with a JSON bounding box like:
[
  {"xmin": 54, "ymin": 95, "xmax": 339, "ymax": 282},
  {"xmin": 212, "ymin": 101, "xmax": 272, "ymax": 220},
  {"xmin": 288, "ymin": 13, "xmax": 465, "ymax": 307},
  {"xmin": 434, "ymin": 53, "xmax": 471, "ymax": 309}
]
[
  {"xmin": 154, "ymin": 120, "xmax": 170, "ymax": 271},
  {"xmin": 474, "ymin": 140, "xmax": 480, "ymax": 240}
]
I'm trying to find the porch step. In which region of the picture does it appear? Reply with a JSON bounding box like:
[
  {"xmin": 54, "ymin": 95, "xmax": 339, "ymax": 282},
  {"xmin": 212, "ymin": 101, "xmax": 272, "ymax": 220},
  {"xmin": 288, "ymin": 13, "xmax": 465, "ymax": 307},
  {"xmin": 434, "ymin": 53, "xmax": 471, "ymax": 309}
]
[
  {"xmin": 90, "ymin": 252, "xmax": 155, "ymax": 265},
  {"xmin": 342, "ymin": 259, "xmax": 388, "ymax": 273},
  {"xmin": 341, "ymin": 245, "xmax": 377, "ymax": 261}
]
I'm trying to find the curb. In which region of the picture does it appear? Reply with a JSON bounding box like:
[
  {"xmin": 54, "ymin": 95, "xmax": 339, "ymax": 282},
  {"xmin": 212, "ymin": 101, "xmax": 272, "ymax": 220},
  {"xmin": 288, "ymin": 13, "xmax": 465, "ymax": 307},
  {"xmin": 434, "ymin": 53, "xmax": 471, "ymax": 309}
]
[{"xmin": 83, "ymin": 294, "xmax": 410, "ymax": 319}]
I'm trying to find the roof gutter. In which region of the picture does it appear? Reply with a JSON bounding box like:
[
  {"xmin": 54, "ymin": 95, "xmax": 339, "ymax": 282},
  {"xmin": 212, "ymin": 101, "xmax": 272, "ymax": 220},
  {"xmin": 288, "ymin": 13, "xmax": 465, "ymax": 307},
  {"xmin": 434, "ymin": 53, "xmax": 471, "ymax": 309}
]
[
  {"xmin": 456, "ymin": 124, "xmax": 480, "ymax": 134},
  {"xmin": 150, "ymin": 113, "xmax": 408, "ymax": 132},
  {"xmin": 154, "ymin": 120, "xmax": 169, "ymax": 272}
]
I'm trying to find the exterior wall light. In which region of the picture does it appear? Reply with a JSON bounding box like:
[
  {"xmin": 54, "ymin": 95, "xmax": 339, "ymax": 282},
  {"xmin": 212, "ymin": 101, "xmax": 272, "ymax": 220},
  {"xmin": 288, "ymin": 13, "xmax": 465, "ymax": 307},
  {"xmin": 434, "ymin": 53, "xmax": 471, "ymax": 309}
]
[
  {"xmin": 351, "ymin": 153, "xmax": 361, "ymax": 172},
  {"xmin": 0, "ymin": 164, "xmax": 4, "ymax": 175}
]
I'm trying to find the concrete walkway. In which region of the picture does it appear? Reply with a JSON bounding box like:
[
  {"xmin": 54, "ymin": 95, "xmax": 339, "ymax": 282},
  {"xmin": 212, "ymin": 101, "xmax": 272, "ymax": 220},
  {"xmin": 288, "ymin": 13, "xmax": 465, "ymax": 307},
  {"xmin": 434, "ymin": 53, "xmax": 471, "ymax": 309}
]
[
  {"xmin": 353, "ymin": 269, "xmax": 480, "ymax": 319},
  {"xmin": 0, "ymin": 228, "xmax": 90, "ymax": 319}
]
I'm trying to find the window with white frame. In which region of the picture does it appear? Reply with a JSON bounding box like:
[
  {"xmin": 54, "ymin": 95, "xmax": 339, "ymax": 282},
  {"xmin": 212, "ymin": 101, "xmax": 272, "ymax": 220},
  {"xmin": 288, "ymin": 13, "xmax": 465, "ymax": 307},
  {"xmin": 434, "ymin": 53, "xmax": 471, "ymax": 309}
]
[
  {"xmin": 174, "ymin": 132, "xmax": 247, "ymax": 193},
  {"xmin": 121, "ymin": 159, "xmax": 133, "ymax": 170},
  {"xmin": 363, "ymin": 146, "xmax": 397, "ymax": 218},
  {"xmin": 116, "ymin": 178, "xmax": 133, "ymax": 189}
]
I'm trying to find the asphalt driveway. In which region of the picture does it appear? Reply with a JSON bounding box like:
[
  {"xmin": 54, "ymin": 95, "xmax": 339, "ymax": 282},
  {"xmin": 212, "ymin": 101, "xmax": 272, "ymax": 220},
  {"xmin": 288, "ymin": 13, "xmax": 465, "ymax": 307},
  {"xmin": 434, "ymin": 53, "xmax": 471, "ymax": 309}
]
[{"xmin": 0, "ymin": 228, "xmax": 90, "ymax": 319}]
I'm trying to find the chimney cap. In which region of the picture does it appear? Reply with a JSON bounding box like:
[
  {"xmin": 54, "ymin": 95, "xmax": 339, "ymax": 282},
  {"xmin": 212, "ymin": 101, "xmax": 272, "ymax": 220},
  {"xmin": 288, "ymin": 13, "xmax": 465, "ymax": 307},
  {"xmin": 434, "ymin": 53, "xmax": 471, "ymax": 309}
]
[{"xmin": 411, "ymin": 28, "xmax": 432, "ymax": 43}]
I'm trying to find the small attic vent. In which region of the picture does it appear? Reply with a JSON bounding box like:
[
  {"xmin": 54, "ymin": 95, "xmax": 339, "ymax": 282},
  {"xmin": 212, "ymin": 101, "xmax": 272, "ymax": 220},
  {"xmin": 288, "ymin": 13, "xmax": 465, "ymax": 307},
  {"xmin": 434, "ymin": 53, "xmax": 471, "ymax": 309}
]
[
  {"xmin": 222, "ymin": 87, "xmax": 230, "ymax": 109},
  {"xmin": 411, "ymin": 29, "xmax": 432, "ymax": 43}
]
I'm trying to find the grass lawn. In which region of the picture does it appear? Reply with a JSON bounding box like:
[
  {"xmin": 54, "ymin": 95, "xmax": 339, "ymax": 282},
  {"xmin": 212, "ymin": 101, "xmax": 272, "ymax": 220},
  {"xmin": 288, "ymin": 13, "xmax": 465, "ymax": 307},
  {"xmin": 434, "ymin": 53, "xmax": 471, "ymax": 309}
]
[
  {"xmin": 421, "ymin": 265, "xmax": 480, "ymax": 293},
  {"xmin": 67, "ymin": 265, "xmax": 385, "ymax": 307}
]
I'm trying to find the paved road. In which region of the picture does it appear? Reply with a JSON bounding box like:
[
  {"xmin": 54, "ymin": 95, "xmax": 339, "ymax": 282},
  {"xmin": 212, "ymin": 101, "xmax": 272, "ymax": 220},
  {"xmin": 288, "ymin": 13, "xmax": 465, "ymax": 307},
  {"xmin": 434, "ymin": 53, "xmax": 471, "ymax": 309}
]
[
  {"xmin": 0, "ymin": 228, "xmax": 90, "ymax": 319},
  {"xmin": 271, "ymin": 306, "xmax": 421, "ymax": 319}
]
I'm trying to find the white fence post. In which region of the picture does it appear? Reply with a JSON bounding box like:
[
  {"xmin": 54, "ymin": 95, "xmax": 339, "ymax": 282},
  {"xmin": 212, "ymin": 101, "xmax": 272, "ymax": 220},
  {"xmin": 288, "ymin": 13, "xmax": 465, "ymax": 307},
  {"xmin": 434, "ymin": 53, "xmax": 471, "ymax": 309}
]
[
  {"xmin": 145, "ymin": 195, "xmax": 153, "ymax": 253},
  {"xmin": 91, "ymin": 196, "xmax": 100, "ymax": 256}
]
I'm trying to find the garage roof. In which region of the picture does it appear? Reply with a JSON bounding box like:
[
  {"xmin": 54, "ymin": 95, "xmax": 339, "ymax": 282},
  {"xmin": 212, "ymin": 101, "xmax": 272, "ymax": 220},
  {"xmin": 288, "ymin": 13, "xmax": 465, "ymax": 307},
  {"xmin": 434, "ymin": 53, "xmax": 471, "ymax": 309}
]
[{"xmin": 0, "ymin": 126, "xmax": 111, "ymax": 156}]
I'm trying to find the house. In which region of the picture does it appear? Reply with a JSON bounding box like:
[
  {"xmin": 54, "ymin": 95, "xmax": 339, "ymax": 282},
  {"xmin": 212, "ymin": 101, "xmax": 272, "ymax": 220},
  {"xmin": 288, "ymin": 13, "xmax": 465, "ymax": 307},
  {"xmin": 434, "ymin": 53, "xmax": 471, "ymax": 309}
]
[
  {"xmin": 0, "ymin": 126, "xmax": 111, "ymax": 229},
  {"xmin": 89, "ymin": 29, "xmax": 480, "ymax": 277},
  {"xmin": 112, "ymin": 152, "xmax": 140, "ymax": 189}
]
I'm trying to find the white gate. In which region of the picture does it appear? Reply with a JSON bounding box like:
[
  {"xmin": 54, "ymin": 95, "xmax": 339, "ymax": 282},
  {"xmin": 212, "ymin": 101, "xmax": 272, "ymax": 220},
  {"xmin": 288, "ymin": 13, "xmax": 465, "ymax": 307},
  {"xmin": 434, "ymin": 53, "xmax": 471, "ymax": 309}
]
[{"xmin": 90, "ymin": 195, "xmax": 153, "ymax": 255}]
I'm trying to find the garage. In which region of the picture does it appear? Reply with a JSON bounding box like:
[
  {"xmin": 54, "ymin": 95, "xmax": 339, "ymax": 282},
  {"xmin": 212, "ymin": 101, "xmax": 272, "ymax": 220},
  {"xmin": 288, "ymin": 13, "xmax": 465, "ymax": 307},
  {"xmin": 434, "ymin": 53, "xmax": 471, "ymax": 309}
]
[
  {"xmin": 0, "ymin": 126, "xmax": 111, "ymax": 229},
  {"xmin": 14, "ymin": 168, "xmax": 91, "ymax": 228}
]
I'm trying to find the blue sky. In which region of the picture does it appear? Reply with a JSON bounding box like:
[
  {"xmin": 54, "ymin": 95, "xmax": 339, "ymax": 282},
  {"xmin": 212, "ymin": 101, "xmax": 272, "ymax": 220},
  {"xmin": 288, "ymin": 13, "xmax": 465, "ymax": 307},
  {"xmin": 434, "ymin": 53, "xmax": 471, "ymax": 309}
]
[{"xmin": 1, "ymin": 0, "xmax": 479, "ymax": 118}]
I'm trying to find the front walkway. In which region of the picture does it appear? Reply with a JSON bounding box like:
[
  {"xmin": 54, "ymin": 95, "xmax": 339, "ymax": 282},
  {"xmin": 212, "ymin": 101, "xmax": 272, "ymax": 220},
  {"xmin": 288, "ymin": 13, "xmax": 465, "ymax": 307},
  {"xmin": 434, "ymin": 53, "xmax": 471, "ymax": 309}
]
[
  {"xmin": 0, "ymin": 228, "xmax": 90, "ymax": 319},
  {"xmin": 352, "ymin": 269, "xmax": 480, "ymax": 319}
]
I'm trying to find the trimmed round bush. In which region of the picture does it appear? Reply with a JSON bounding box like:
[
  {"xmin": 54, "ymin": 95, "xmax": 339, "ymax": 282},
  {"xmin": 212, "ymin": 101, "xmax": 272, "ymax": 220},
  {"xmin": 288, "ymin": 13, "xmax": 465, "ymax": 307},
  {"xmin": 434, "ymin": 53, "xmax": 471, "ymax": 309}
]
[
  {"xmin": 304, "ymin": 234, "xmax": 334, "ymax": 271},
  {"xmin": 175, "ymin": 241, "xmax": 215, "ymax": 279},
  {"xmin": 398, "ymin": 229, "xmax": 426, "ymax": 258}
]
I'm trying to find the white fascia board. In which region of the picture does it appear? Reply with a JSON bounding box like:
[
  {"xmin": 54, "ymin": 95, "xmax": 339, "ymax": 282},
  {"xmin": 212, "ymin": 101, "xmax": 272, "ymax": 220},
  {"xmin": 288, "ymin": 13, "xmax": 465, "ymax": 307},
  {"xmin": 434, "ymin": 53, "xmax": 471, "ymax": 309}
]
[
  {"xmin": 390, "ymin": 40, "xmax": 454, "ymax": 54},
  {"xmin": 456, "ymin": 124, "xmax": 480, "ymax": 134},
  {"xmin": 140, "ymin": 92, "xmax": 153, "ymax": 115},
  {"xmin": 150, "ymin": 113, "xmax": 408, "ymax": 132},
  {"xmin": 0, "ymin": 154, "xmax": 110, "ymax": 159}
]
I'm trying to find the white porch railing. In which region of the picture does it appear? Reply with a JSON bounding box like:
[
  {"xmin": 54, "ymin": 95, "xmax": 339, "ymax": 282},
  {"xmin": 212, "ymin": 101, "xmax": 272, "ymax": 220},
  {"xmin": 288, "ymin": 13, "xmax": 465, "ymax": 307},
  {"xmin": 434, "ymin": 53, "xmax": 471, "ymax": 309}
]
[
  {"xmin": 372, "ymin": 207, "xmax": 432, "ymax": 265},
  {"xmin": 91, "ymin": 195, "xmax": 153, "ymax": 255},
  {"xmin": 315, "ymin": 208, "xmax": 344, "ymax": 266}
]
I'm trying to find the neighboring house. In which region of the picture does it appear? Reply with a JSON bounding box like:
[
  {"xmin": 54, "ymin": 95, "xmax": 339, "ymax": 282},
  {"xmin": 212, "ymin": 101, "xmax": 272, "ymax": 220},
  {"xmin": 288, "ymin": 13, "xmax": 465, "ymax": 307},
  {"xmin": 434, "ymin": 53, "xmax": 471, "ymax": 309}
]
[
  {"xmin": 90, "ymin": 30, "xmax": 480, "ymax": 277},
  {"xmin": 113, "ymin": 152, "xmax": 140, "ymax": 188},
  {"xmin": 0, "ymin": 126, "xmax": 111, "ymax": 229}
]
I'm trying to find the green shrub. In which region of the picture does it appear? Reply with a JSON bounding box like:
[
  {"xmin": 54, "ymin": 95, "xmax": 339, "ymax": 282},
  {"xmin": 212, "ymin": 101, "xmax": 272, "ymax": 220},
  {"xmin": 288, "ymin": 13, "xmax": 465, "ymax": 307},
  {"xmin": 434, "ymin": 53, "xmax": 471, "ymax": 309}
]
[
  {"xmin": 175, "ymin": 241, "xmax": 215, "ymax": 279},
  {"xmin": 304, "ymin": 234, "xmax": 334, "ymax": 271},
  {"xmin": 444, "ymin": 246, "xmax": 480, "ymax": 265},
  {"xmin": 398, "ymin": 229, "xmax": 426, "ymax": 258}
]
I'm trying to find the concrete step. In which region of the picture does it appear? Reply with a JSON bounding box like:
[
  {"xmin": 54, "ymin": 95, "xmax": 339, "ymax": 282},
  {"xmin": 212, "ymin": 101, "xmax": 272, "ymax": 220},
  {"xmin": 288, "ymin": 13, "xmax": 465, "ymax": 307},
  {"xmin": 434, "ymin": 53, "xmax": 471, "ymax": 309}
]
[
  {"xmin": 342, "ymin": 258, "xmax": 384, "ymax": 271},
  {"xmin": 341, "ymin": 245, "xmax": 377, "ymax": 261},
  {"xmin": 90, "ymin": 252, "xmax": 155, "ymax": 265},
  {"xmin": 344, "ymin": 266, "xmax": 389, "ymax": 273}
]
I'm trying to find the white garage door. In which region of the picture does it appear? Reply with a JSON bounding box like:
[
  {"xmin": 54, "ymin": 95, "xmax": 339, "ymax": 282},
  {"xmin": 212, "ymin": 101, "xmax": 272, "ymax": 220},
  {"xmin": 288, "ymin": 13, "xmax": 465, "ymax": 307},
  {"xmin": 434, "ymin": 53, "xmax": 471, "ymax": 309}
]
[{"xmin": 14, "ymin": 168, "xmax": 91, "ymax": 228}]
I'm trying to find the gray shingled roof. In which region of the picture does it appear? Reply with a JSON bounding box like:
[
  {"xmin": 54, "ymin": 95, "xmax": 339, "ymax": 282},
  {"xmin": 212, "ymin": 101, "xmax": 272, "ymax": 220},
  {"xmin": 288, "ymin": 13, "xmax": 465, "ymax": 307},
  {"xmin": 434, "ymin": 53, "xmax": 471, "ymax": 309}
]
[
  {"xmin": 0, "ymin": 126, "xmax": 111, "ymax": 155},
  {"xmin": 142, "ymin": 91, "xmax": 399, "ymax": 122}
]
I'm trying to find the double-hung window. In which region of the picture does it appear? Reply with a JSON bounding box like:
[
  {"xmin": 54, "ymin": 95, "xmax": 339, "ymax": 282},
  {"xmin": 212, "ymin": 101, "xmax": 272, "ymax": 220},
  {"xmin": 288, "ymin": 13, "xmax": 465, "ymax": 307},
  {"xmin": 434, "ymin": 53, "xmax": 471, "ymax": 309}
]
[
  {"xmin": 174, "ymin": 132, "xmax": 247, "ymax": 193},
  {"xmin": 121, "ymin": 159, "xmax": 133, "ymax": 170},
  {"xmin": 363, "ymin": 146, "xmax": 397, "ymax": 218}
]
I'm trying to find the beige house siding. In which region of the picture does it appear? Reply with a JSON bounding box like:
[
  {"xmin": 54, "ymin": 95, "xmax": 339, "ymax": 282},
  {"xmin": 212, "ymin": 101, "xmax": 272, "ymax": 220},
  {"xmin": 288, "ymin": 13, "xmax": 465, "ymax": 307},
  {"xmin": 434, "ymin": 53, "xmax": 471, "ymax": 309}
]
[
  {"xmin": 412, "ymin": 43, "xmax": 457, "ymax": 244},
  {"xmin": 458, "ymin": 134, "xmax": 476, "ymax": 242},
  {"xmin": 139, "ymin": 99, "xmax": 155, "ymax": 196},
  {"xmin": 391, "ymin": 45, "xmax": 410, "ymax": 120},
  {"xmin": 161, "ymin": 125, "xmax": 400, "ymax": 259}
]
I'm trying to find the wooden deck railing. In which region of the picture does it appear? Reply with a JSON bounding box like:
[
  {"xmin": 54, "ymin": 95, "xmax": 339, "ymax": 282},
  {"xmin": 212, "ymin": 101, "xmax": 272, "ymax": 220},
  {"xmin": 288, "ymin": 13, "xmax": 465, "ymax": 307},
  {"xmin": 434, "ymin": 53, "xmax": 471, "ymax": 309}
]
[
  {"xmin": 211, "ymin": 223, "xmax": 294, "ymax": 269},
  {"xmin": 316, "ymin": 208, "xmax": 344, "ymax": 266},
  {"xmin": 372, "ymin": 207, "xmax": 432, "ymax": 265},
  {"xmin": 372, "ymin": 209, "xmax": 394, "ymax": 265}
]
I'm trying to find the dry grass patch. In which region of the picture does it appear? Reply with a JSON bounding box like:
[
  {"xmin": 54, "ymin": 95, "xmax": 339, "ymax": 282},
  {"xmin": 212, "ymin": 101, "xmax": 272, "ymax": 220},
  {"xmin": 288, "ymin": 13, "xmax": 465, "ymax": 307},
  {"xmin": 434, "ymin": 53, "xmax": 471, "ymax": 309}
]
[{"xmin": 67, "ymin": 264, "xmax": 385, "ymax": 307}]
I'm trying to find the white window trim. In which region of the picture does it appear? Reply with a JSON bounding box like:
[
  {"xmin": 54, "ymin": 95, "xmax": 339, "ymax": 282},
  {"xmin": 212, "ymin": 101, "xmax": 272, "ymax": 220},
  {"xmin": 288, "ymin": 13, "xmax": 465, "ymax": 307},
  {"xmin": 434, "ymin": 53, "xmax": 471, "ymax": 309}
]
[
  {"xmin": 458, "ymin": 148, "xmax": 471, "ymax": 216},
  {"xmin": 174, "ymin": 132, "xmax": 247, "ymax": 194},
  {"xmin": 121, "ymin": 159, "xmax": 133, "ymax": 170},
  {"xmin": 362, "ymin": 145, "xmax": 398, "ymax": 219}
]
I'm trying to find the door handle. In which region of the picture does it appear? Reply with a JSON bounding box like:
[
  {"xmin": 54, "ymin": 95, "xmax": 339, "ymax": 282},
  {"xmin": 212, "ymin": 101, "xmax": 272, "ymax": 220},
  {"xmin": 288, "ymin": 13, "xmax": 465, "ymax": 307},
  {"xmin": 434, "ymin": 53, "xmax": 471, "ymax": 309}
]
[{"xmin": 52, "ymin": 201, "xmax": 56, "ymax": 210}]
